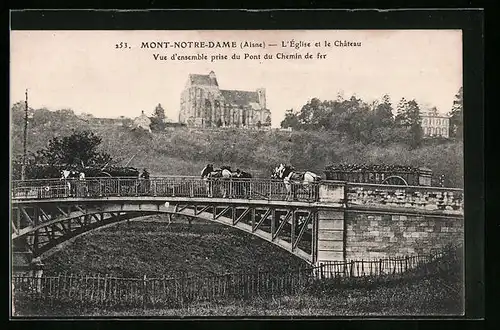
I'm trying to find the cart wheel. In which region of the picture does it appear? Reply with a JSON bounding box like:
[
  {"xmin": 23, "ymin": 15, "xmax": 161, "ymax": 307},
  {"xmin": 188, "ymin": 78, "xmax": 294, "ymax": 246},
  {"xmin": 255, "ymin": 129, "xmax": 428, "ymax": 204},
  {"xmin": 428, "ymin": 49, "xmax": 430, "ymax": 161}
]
[{"xmin": 381, "ymin": 176, "xmax": 408, "ymax": 186}]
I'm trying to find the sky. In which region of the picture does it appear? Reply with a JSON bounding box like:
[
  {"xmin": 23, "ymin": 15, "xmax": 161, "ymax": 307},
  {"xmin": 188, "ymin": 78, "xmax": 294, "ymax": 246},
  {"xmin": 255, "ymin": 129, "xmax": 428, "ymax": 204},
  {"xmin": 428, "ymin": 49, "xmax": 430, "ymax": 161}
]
[{"xmin": 10, "ymin": 30, "xmax": 462, "ymax": 127}]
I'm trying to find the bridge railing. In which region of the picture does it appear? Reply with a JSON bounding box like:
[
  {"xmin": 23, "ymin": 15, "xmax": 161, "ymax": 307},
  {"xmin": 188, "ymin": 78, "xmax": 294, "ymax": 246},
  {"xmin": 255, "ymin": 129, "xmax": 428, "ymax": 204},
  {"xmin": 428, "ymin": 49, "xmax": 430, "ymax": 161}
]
[
  {"xmin": 11, "ymin": 177, "xmax": 322, "ymax": 203},
  {"xmin": 11, "ymin": 177, "xmax": 464, "ymax": 213}
]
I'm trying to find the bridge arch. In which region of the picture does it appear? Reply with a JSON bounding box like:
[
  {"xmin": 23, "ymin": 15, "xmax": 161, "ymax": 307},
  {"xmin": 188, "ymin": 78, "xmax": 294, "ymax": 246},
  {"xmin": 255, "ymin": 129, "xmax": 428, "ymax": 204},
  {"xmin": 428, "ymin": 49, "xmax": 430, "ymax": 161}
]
[{"xmin": 12, "ymin": 200, "xmax": 315, "ymax": 264}]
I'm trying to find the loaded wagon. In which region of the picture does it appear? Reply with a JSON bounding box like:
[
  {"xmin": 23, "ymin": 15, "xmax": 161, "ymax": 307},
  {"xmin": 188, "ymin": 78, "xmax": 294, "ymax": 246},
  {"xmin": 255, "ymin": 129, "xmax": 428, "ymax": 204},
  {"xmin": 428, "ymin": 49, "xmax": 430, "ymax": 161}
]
[
  {"xmin": 83, "ymin": 166, "xmax": 143, "ymax": 196},
  {"xmin": 11, "ymin": 164, "xmax": 143, "ymax": 198},
  {"xmin": 324, "ymin": 164, "xmax": 445, "ymax": 187}
]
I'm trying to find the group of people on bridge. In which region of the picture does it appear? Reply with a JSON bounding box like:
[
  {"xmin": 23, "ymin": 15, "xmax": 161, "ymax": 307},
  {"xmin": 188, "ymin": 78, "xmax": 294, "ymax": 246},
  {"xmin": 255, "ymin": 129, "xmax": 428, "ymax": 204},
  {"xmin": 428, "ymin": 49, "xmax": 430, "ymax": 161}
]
[
  {"xmin": 200, "ymin": 163, "xmax": 322, "ymax": 200},
  {"xmin": 16, "ymin": 163, "xmax": 322, "ymax": 201},
  {"xmin": 200, "ymin": 164, "xmax": 253, "ymax": 198}
]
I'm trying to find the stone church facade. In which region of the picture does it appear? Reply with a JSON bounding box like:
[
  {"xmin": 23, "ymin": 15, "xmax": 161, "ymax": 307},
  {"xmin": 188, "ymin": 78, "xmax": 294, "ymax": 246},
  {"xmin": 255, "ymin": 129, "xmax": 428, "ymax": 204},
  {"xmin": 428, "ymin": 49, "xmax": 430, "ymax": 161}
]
[{"xmin": 179, "ymin": 71, "xmax": 271, "ymax": 128}]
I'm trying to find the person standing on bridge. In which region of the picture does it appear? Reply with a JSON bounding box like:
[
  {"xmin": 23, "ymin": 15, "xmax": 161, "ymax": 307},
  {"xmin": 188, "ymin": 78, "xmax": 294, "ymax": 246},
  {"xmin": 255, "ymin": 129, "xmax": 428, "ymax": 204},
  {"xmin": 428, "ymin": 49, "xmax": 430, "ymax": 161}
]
[
  {"xmin": 140, "ymin": 168, "xmax": 150, "ymax": 195},
  {"xmin": 78, "ymin": 171, "xmax": 88, "ymax": 197}
]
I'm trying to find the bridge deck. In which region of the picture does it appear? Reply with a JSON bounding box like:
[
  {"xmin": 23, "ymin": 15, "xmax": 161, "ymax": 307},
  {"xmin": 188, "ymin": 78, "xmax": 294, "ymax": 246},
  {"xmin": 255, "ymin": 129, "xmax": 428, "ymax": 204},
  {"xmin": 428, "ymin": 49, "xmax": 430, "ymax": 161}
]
[{"xmin": 11, "ymin": 176, "xmax": 464, "ymax": 216}]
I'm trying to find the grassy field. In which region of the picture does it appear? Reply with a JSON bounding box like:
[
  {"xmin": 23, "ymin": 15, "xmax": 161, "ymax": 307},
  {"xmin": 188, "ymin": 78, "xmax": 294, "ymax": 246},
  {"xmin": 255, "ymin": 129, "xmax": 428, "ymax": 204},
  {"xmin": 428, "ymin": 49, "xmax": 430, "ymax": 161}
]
[
  {"xmin": 28, "ymin": 218, "xmax": 463, "ymax": 317},
  {"xmin": 12, "ymin": 122, "xmax": 464, "ymax": 187},
  {"xmin": 16, "ymin": 273, "xmax": 463, "ymax": 317},
  {"xmin": 43, "ymin": 216, "xmax": 308, "ymax": 278}
]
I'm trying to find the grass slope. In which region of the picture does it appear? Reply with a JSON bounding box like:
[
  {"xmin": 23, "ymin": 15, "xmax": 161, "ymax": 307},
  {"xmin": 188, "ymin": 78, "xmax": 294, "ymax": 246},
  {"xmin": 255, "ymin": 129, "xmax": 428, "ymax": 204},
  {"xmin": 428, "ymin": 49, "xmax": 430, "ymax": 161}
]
[
  {"xmin": 97, "ymin": 127, "xmax": 463, "ymax": 187},
  {"xmin": 22, "ymin": 217, "xmax": 463, "ymax": 317},
  {"xmin": 43, "ymin": 216, "xmax": 308, "ymax": 277},
  {"xmin": 19, "ymin": 263, "xmax": 463, "ymax": 316},
  {"xmin": 13, "ymin": 122, "xmax": 464, "ymax": 187}
]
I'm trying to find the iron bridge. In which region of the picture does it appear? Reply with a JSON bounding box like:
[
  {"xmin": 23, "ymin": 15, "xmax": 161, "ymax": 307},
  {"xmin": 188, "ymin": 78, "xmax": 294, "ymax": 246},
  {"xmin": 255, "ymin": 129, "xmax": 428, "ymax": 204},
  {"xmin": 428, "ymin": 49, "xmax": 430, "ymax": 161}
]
[{"xmin": 11, "ymin": 176, "xmax": 464, "ymax": 266}]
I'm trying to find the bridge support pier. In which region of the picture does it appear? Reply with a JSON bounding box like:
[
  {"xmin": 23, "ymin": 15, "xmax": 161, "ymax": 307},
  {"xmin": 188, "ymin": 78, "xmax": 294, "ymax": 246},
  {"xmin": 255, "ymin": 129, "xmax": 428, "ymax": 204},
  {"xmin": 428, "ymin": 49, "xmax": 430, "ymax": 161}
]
[{"xmin": 314, "ymin": 210, "xmax": 345, "ymax": 266}]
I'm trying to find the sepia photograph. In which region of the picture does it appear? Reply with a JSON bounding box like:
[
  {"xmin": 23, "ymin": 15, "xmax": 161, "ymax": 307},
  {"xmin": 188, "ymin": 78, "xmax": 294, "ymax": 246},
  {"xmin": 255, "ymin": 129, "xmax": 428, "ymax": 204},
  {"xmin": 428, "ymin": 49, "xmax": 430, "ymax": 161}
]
[{"xmin": 10, "ymin": 27, "xmax": 467, "ymax": 318}]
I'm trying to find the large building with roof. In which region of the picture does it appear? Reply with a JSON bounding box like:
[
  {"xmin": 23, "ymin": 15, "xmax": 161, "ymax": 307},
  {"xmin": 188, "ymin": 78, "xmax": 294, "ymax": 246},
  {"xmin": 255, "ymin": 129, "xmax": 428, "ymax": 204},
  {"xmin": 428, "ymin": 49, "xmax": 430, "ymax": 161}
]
[
  {"xmin": 420, "ymin": 107, "xmax": 450, "ymax": 138},
  {"xmin": 179, "ymin": 71, "xmax": 271, "ymax": 128}
]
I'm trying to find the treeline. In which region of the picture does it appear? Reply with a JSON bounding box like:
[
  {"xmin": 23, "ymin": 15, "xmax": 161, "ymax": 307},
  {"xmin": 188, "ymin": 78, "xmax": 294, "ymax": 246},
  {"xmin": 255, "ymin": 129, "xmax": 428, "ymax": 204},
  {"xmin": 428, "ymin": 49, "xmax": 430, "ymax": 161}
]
[{"xmin": 280, "ymin": 88, "xmax": 463, "ymax": 147}]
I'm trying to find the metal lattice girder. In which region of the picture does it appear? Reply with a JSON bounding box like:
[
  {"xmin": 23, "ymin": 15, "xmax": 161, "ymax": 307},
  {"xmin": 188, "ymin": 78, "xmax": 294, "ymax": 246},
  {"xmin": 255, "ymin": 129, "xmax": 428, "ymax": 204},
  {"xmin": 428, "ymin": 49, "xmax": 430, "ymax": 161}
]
[
  {"xmin": 20, "ymin": 207, "xmax": 35, "ymax": 226},
  {"xmin": 272, "ymin": 210, "xmax": 292, "ymax": 240},
  {"xmin": 234, "ymin": 207, "xmax": 251, "ymax": 225},
  {"xmin": 175, "ymin": 204, "xmax": 190, "ymax": 213},
  {"xmin": 11, "ymin": 200, "xmax": 318, "ymax": 263},
  {"xmin": 253, "ymin": 208, "xmax": 271, "ymax": 232},
  {"xmin": 17, "ymin": 210, "xmax": 145, "ymax": 257},
  {"xmin": 169, "ymin": 202, "xmax": 315, "ymax": 260},
  {"xmin": 195, "ymin": 205, "xmax": 211, "ymax": 216},
  {"xmin": 12, "ymin": 221, "xmax": 18, "ymax": 235},
  {"xmin": 215, "ymin": 206, "xmax": 231, "ymax": 220},
  {"xmin": 293, "ymin": 212, "xmax": 313, "ymax": 251}
]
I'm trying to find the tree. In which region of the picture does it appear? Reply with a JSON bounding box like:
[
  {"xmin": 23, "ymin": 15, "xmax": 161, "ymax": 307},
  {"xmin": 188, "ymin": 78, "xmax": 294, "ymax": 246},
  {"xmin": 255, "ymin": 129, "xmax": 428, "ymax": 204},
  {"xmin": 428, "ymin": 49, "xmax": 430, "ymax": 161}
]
[
  {"xmin": 297, "ymin": 98, "xmax": 323, "ymax": 128},
  {"xmin": 150, "ymin": 117, "xmax": 165, "ymax": 132},
  {"xmin": 153, "ymin": 103, "xmax": 166, "ymax": 121},
  {"xmin": 216, "ymin": 118, "xmax": 223, "ymax": 127},
  {"xmin": 449, "ymin": 87, "xmax": 463, "ymax": 139},
  {"xmin": 395, "ymin": 98, "xmax": 409, "ymax": 125},
  {"xmin": 404, "ymin": 100, "xmax": 422, "ymax": 127},
  {"xmin": 11, "ymin": 101, "xmax": 34, "ymax": 126},
  {"xmin": 264, "ymin": 114, "xmax": 272, "ymax": 127},
  {"xmin": 32, "ymin": 108, "xmax": 53, "ymax": 127},
  {"xmin": 281, "ymin": 109, "xmax": 300, "ymax": 129},
  {"xmin": 374, "ymin": 94, "xmax": 394, "ymax": 126},
  {"xmin": 403, "ymin": 100, "xmax": 423, "ymax": 148},
  {"xmin": 33, "ymin": 130, "xmax": 111, "ymax": 167},
  {"xmin": 150, "ymin": 104, "xmax": 166, "ymax": 132}
]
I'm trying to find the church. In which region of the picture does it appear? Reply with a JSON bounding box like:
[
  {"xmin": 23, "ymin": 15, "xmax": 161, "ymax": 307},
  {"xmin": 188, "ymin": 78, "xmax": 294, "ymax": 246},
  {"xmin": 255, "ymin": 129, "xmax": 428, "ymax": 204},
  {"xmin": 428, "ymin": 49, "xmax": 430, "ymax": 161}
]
[{"xmin": 179, "ymin": 71, "xmax": 271, "ymax": 128}]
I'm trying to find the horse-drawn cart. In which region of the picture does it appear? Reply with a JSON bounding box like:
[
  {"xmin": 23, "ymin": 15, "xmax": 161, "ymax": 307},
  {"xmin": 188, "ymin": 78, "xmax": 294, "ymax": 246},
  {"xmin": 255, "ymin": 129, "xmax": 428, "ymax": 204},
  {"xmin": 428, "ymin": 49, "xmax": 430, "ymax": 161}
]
[{"xmin": 84, "ymin": 166, "xmax": 143, "ymax": 196}]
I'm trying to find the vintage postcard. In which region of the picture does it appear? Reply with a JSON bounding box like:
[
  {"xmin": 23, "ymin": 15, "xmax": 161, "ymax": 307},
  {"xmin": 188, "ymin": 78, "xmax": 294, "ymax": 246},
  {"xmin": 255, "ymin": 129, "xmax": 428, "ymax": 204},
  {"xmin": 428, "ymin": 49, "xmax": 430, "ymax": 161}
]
[{"xmin": 10, "ymin": 22, "xmax": 470, "ymax": 318}]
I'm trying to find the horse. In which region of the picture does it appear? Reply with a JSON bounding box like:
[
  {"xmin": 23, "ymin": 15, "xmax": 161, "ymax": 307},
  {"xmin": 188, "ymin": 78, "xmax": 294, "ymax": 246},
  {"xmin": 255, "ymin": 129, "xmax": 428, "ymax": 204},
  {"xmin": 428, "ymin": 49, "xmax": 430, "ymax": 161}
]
[
  {"xmin": 272, "ymin": 163, "xmax": 321, "ymax": 200},
  {"xmin": 201, "ymin": 164, "xmax": 233, "ymax": 197},
  {"xmin": 216, "ymin": 166, "xmax": 234, "ymax": 197},
  {"xmin": 201, "ymin": 164, "xmax": 215, "ymax": 197},
  {"xmin": 233, "ymin": 168, "xmax": 252, "ymax": 198}
]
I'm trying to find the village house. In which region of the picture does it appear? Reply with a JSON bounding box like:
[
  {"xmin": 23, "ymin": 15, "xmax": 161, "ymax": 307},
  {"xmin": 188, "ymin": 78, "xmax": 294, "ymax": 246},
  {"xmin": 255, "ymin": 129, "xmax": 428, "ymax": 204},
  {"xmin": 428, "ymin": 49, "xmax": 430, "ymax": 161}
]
[{"xmin": 133, "ymin": 111, "xmax": 152, "ymax": 132}]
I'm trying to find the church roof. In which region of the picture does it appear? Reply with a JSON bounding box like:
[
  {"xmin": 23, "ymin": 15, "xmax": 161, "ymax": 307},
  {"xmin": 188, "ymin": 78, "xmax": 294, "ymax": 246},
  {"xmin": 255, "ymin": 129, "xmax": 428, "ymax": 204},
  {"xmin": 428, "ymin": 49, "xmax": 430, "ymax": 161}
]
[
  {"xmin": 221, "ymin": 89, "xmax": 259, "ymax": 107},
  {"xmin": 189, "ymin": 74, "xmax": 218, "ymax": 86}
]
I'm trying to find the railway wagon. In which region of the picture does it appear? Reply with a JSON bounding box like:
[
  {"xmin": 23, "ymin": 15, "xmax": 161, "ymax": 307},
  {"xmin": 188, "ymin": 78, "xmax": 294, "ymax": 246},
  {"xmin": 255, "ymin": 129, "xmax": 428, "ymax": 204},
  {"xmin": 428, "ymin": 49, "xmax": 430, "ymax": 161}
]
[{"xmin": 324, "ymin": 164, "xmax": 444, "ymax": 187}]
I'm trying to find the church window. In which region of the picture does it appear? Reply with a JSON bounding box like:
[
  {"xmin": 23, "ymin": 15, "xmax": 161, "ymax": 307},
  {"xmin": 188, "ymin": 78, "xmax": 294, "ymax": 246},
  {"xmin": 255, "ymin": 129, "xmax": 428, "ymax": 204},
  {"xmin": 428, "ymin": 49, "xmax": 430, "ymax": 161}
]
[{"xmin": 205, "ymin": 99, "xmax": 212, "ymax": 126}]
